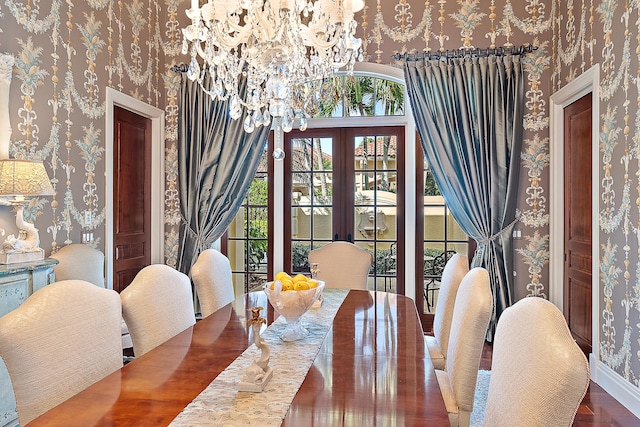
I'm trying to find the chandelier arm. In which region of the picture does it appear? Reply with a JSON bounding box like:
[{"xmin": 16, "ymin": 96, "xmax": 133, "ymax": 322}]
[
  {"xmin": 207, "ymin": 23, "xmax": 253, "ymax": 50},
  {"xmin": 299, "ymin": 25, "xmax": 342, "ymax": 51},
  {"xmin": 195, "ymin": 43, "xmax": 207, "ymax": 61},
  {"xmin": 255, "ymin": 9, "xmax": 278, "ymax": 41}
]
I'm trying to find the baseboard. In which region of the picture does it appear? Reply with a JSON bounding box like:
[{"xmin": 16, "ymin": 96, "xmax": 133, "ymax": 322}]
[{"xmin": 593, "ymin": 359, "xmax": 640, "ymax": 418}]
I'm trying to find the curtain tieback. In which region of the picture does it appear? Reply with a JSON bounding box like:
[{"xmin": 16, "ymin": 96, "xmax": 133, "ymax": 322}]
[
  {"xmin": 180, "ymin": 215, "xmax": 210, "ymax": 251},
  {"xmin": 477, "ymin": 218, "xmax": 519, "ymax": 247},
  {"xmin": 473, "ymin": 218, "xmax": 518, "ymax": 268}
]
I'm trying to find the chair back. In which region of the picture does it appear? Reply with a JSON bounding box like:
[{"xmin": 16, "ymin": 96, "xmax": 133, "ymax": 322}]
[
  {"xmin": 482, "ymin": 297, "xmax": 589, "ymax": 427},
  {"xmin": 0, "ymin": 280, "xmax": 123, "ymax": 425},
  {"xmin": 191, "ymin": 249, "xmax": 235, "ymax": 318},
  {"xmin": 427, "ymin": 253, "xmax": 469, "ymax": 369},
  {"xmin": 121, "ymin": 264, "xmax": 196, "ymax": 357},
  {"xmin": 50, "ymin": 243, "xmax": 133, "ymax": 349},
  {"xmin": 436, "ymin": 267, "xmax": 492, "ymax": 427},
  {"xmin": 50, "ymin": 243, "xmax": 105, "ymax": 287},
  {"xmin": 308, "ymin": 241, "xmax": 372, "ymax": 289}
]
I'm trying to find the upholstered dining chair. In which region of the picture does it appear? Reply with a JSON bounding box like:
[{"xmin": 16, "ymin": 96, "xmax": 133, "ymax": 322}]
[
  {"xmin": 307, "ymin": 241, "xmax": 373, "ymax": 289},
  {"xmin": 120, "ymin": 264, "xmax": 196, "ymax": 357},
  {"xmin": 50, "ymin": 243, "xmax": 105, "ymax": 286},
  {"xmin": 481, "ymin": 297, "xmax": 590, "ymax": 427},
  {"xmin": 424, "ymin": 249, "xmax": 457, "ymax": 311},
  {"xmin": 50, "ymin": 243, "xmax": 133, "ymax": 349},
  {"xmin": 424, "ymin": 253, "xmax": 469, "ymax": 370},
  {"xmin": 0, "ymin": 280, "xmax": 123, "ymax": 425},
  {"xmin": 191, "ymin": 248, "xmax": 235, "ymax": 318},
  {"xmin": 435, "ymin": 267, "xmax": 492, "ymax": 427}
]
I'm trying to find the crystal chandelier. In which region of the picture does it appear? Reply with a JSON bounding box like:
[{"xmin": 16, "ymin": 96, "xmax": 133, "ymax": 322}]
[{"xmin": 182, "ymin": 0, "xmax": 364, "ymax": 159}]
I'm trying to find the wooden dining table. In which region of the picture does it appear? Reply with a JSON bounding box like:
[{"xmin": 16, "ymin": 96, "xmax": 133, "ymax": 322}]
[{"xmin": 26, "ymin": 289, "xmax": 448, "ymax": 426}]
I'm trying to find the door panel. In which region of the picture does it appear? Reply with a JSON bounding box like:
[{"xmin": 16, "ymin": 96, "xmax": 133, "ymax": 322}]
[
  {"xmin": 564, "ymin": 93, "xmax": 592, "ymax": 355},
  {"xmin": 113, "ymin": 106, "xmax": 151, "ymax": 293},
  {"xmin": 284, "ymin": 127, "xmax": 404, "ymax": 293}
]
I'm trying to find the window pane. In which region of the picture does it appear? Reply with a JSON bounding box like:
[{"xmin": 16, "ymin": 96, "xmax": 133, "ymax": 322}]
[
  {"xmin": 446, "ymin": 211, "xmax": 467, "ymax": 240},
  {"xmin": 355, "ymin": 171, "xmax": 375, "ymax": 193},
  {"xmin": 315, "ymin": 77, "xmax": 344, "ymax": 118},
  {"xmin": 309, "ymin": 76, "xmax": 404, "ymax": 118},
  {"xmin": 420, "ymin": 159, "xmax": 469, "ymax": 314},
  {"xmin": 294, "ymin": 206, "xmax": 333, "ymax": 240},
  {"xmin": 291, "ymin": 242, "xmax": 311, "ymax": 274},
  {"xmin": 424, "ymin": 201, "xmax": 446, "ymax": 237},
  {"xmin": 374, "ymin": 78, "xmax": 405, "ymax": 116},
  {"xmin": 345, "ymin": 76, "xmax": 374, "ymax": 117},
  {"xmin": 226, "ymin": 147, "xmax": 269, "ymax": 294}
]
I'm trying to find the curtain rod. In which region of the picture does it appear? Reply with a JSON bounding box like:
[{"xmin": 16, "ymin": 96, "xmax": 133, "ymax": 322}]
[
  {"xmin": 394, "ymin": 44, "xmax": 537, "ymax": 62},
  {"xmin": 171, "ymin": 63, "xmax": 189, "ymax": 73}
]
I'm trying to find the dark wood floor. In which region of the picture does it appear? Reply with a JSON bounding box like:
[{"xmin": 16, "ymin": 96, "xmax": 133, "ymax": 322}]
[{"xmin": 478, "ymin": 342, "xmax": 640, "ymax": 426}]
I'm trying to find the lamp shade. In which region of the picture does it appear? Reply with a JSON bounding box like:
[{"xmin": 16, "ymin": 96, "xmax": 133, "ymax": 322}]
[{"xmin": 0, "ymin": 159, "xmax": 55, "ymax": 202}]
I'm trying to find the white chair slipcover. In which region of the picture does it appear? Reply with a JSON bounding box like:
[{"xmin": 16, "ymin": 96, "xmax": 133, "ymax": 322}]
[
  {"xmin": 482, "ymin": 297, "xmax": 590, "ymax": 427},
  {"xmin": 121, "ymin": 264, "xmax": 196, "ymax": 357},
  {"xmin": 50, "ymin": 243, "xmax": 133, "ymax": 349},
  {"xmin": 435, "ymin": 267, "xmax": 492, "ymax": 427},
  {"xmin": 424, "ymin": 253, "xmax": 469, "ymax": 370},
  {"xmin": 308, "ymin": 241, "xmax": 372, "ymax": 290},
  {"xmin": 0, "ymin": 280, "xmax": 123, "ymax": 425},
  {"xmin": 191, "ymin": 248, "xmax": 235, "ymax": 318}
]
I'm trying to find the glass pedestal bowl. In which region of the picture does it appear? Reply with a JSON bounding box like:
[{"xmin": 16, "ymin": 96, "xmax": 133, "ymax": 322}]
[{"xmin": 263, "ymin": 281, "xmax": 325, "ymax": 341}]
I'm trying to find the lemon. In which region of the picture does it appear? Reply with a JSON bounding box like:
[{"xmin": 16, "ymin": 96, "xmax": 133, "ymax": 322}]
[
  {"xmin": 308, "ymin": 279, "xmax": 319, "ymax": 288},
  {"xmin": 281, "ymin": 279, "xmax": 294, "ymax": 291},
  {"xmin": 292, "ymin": 273, "xmax": 308, "ymax": 283},
  {"xmin": 274, "ymin": 271, "xmax": 290, "ymax": 281},
  {"xmin": 294, "ymin": 281, "xmax": 310, "ymax": 291}
]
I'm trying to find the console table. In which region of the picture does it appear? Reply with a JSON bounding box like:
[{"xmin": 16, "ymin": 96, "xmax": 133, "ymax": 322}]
[{"xmin": 0, "ymin": 258, "xmax": 58, "ymax": 427}]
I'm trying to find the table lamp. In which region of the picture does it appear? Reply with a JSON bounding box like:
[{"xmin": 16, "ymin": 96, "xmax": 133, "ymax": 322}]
[{"xmin": 0, "ymin": 159, "xmax": 54, "ymax": 264}]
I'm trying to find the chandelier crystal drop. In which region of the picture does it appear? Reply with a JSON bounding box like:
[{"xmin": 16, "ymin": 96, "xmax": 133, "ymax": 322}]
[{"xmin": 182, "ymin": 0, "xmax": 364, "ymax": 139}]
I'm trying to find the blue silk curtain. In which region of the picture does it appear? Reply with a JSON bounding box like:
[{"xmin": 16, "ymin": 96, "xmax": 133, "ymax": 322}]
[
  {"xmin": 176, "ymin": 72, "xmax": 270, "ymax": 275},
  {"xmin": 404, "ymin": 54, "xmax": 524, "ymax": 339}
]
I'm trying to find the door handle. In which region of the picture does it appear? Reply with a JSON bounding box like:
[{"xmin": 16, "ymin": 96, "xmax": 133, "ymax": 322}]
[
  {"xmin": 334, "ymin": 233, "xmax": 339, "ymax": 241},
  {"xmin": 347, "ymin": 233, "xmax": 353, "ymax": 243}
]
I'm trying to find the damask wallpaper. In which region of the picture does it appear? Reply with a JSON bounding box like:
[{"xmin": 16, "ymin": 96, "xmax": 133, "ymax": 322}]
[{"xmin": 0, "ymin": 0, "xmax": 638, "ymax": 403}]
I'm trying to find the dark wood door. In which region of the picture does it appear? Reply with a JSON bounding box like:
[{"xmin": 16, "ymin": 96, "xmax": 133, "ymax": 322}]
[
  {"xmin": 564, "ymin": 93, "xmax": 592, "ymax": 355},
  {"xmin": 282, "ymin": 127, "xmax": 404, "ymax": 293},
  {"xmin": 113, "ymin": 106, "xmax": 151, "ymax": 293}
]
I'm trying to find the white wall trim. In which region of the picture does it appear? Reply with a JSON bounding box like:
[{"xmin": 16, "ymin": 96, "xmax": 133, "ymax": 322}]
[
  {"xmin": 549, "ymin": 64, "xmax": 600, "ymax": 375},
  {"xmin": 105, "ymin": 87, "xmax": 165, "ymax": 289},
  {"xmin": 592, "ymin": 359, "xmax": 640, "ymax": 418}
]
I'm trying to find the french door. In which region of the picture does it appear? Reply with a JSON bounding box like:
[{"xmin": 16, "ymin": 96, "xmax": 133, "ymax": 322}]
[
  {"xmin": 415, "ymin": 139, "xmax": 471, "ymax": 331},
  {"xmin": 282, "ymin": 126, "xmax": 405, "ymax": 293}
]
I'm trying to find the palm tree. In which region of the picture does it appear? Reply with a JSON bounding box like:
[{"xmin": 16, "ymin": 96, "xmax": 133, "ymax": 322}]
[
  {"xmin": 297, "ymin": 75, "xmax": 405, "ymax": 198},
  {"xmin": 314, "ymin": 137, "xmax": 330, "ymax": 197},
  {"xmin": 376, "ymin": 79, "xmax": 404, "ymax": 190}
]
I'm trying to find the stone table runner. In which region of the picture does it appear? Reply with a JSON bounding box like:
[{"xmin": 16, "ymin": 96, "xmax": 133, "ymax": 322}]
[{"xmin": 169, "ymin": 288, "xmax": 349, "ymax": 427}]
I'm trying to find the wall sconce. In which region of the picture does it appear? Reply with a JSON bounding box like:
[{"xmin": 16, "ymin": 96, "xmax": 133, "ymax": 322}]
[{"xmin": 0, "ymin": 159, "xmax": 54, "ymax": 264}]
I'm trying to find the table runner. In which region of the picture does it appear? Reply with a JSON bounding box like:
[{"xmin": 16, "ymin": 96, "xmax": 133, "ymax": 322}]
[{"xmin": 169, "ymin": 288, "xmax": 349, "ymax": 427}]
